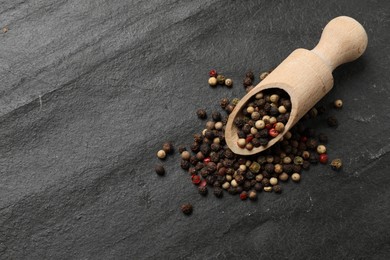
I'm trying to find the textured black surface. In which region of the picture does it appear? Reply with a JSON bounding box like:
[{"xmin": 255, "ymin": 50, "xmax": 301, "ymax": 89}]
[{"xmin": 1, "ymin": 0, "xmax": 390, "ymax": 259}]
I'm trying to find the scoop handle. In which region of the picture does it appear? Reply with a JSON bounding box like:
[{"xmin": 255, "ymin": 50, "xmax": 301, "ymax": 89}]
[{"xmin": 311, "ymin": 16, "xmax": 368, "ymax": 71}]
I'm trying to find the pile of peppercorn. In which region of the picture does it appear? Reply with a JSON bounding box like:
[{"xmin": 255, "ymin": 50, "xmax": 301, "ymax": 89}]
[
  {"xmin": 178, "ymin": 95, "xmax": 332, "ymax": 201},
  {"xmin": 234, "ymin": 89, "xmax": 291, "ymax": 150}
]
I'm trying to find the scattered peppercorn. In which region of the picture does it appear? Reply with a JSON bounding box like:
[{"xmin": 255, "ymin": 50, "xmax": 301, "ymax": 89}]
[
  {"xmin": 330, "ymin": 158, "xmax": 343, "ymax": 171},
  {"xmin": 209, "ymin": 69, "xmax": 217, "ymax": 77},
  {"xmin": 243, "ymin": 77, "xmax": 252, "ymax": 87},
  {"xmin": 157, "ymin": 150, "xmax": 166, "ymax": 159},
  {"xmin": 220, "ymin": 98, "xmax": 229, "ymax": 109},
  {"xmin": 208, "ymin": 77, "xmax": 217, "ymax": 87},
  {"xmin": 248, "ymin": 190, "xmax": 257, "ymax": 200},
  {"xmin": 273, "ymin": 185, "xmax": 282, "ymax": 193},
  {"xmin": 239, "ymin": 191, "xmax": 248, "ymax": 200},
  {"xmin": 327, "ymin": 116, "xmax": 338, "ymax": 127},
  {"xmin": 155, "ymin": 165, "xmax": 165, "ymax": 176},
  {"xmin": 334, "ymin": 99, "xmax": 343, "ymax": 108},
  {"xmin": 291, "ymin": 173, "xmax": 301, "ymax": 182},
  {"xmin": 181, "ymin": 203, "xmax": 193, "ymax": 215},
  {"xmin": 217, "ymin": 74, "xmax": 225, "ymax": 85},
  {"xmin": 259, "ymin": 71, "xmax": 270, "ymax": 80},
  {"xmin": 225, "ymin": 78, "xmax": 233, "ymax": 87},
  {"xmin": 214, "ymin": 187, "xmax": 223, "ymax": 198},
  {"xmin": 198, "ymin": 186, "xmax": 208, "ymax": 195},
  {"xmin": 162, "ymin": 142, "xmax": 174, "ymax": 154},
  {"xmin": 319, "ymin": 153, "xmax": 329, "ymax": 164},
  {"xmin": 196, "ymin": 109, "xmax": 207, "ymax": 119}
]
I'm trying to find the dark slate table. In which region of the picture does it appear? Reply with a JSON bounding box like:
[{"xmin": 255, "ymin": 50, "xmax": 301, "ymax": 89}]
[{"xmin": 1, "ymin": 1, "xmax": 389, "ymax": 259}]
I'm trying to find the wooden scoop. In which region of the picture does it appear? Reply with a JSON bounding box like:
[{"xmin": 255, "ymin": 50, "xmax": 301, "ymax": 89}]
[{"xmin": 225, "ymin": 16, "xmax": 368, "ymax": 155}]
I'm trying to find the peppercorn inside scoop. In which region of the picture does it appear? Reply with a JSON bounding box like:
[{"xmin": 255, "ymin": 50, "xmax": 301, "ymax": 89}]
[{"xmin": 234, "ymin": 89, "xmax": 291, "ymax": 151}]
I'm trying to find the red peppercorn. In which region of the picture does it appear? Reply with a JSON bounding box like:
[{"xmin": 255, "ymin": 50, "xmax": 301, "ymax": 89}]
[
  {"xmin": 192, "ymin": 175, "xmax": 201, "ymax": 185},
  {"xmin": 246, "ymin": 135, "xmax": 254, "ymax": 143},
  {"xmin": 319, "ymin": 153, "xmax": 329, "ymax": 164},
  {"xmin": 209, "ymin": 69, "xmax": 217, "ymax": 77},
  {"xmin": 239, "ymin": 191, "xmax": 248, "ymax": 200},
  {"xmin": 268, "ymin": 128, "xmax": 279, "ymax": 138},
  {"xmin": 203, "ymin": 157, "xmax": 211, "ymax": 165},
  {"xmin": 199, "ymin": 179, "xmax": 207, "ymax": 187},
  {"xmin": 300, "ymin": 136, "xmax": 308, "ymax": 143}
]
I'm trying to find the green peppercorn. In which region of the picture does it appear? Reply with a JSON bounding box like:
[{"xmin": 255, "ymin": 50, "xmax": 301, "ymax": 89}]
[
  {"xmin": 181, "ymin": 203, "xmax": 193, "ymax": 215},
  {"xmin": 294, "ymin": 156, "xmax": 304, "ymax": 165},
  {"xmin": 217, "ymin": 74, "xmax": 225, "ymax": 85},
  {"xmin": 155, "ymin": 165, "xmax": 165, "ymax": 176},
  {"xmin": 249, "ymin": 162, "xmax": 261, "ymax": 174},
  {"xmin": 231, "ymin": 98, "xmax": 240, "ymax": 106},
  {"xmin": 330, "ymin": 158, "xmax": 343, "ymax": 171}
]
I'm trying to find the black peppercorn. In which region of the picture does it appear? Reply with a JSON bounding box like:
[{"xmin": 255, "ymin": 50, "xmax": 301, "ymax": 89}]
[
  {"xmin": 228, "ymin": 187, "xmax": 237, "ymax": 195},
  {"xmin": 189, "ymin": 156, "xmax": 198, "ymax": 166},
  {"xmin": 162, "ymin": 142, "xmax": 174, "ymax": 154},
  {"xmin": 273, "ymin": 185, "xmax": 282, "ymax": 193},
  {"xmin": 193, "ymin": 133, "xmax": 203, "ymax": 143},
  {"xmin": 245, "ymin": 70, "xmax": 255, "ymax": 80},
  {"xmin": 178, "ymin": 145, "xmax": 186, "ymax": 154},
  {"xmin": 259, "ymin": 138, "xmax": 269, "ymax": 146},
  {"xmin": 269, "ymin": 106, "xmax": 279, "ymax": 116},
  {"xmin": 261, "ymin": 178, "xmax": 270, "ymax": 187},
  {"xmin": 302, "ymin": 160, "xmax": 310, "ymax": 170},
  {"xmin": 189, "ymin": 142, "xmax": 199, "ymax": 153},
  {"xmin": 234, "ymin": 118, "xmax": 245, "ymax": 128},
  {"xmin": 181, "ymin": 203, "xmax": 193, "ymax": 215},
  {"xmin": 316, "ymin": 105, "xmax": 326, "ymax": 115},
  {"xmin": 197, "ymin": 109, "xmax": 207, "ymax": 119},
  {"xmin": 236, "ymin": 186, "xmax": 243, "ymax": 194},
  {"xmin": 200, "ymin": 144, "xmax": 211, "ymax": 156},
  {"xmin": 237, "ymin": 131, "xmax": 246, "ymax": 139},
  {"xmin": 212, "ymin": 111, "xmax": 222, "ymax": 122},
  {"xmin": 283, "ymin": 164, "xmax": 293, "ymax": 174},
  {"xmin": 292, "ymin": 165, "xmax": 302, "ymax": 173},
  {"xmin": 225, "ymin": 104, "xmax": 235, "ymax": 114},
  {"xmin": 306, "ymin": 138, "xmax": 318, "ymax": 150},
  {"xmin": 327, "ymin": 116, "xmax": 339, "ymax": 127},
  {"xmin": 254, "ymin": 183, "xmax": 263, "ymax": 191},
  {"xmin": 245, "ymin": 171, "xmax": 255, "ymax": 180},
  {"xmin": 224, "ymin": 149, "xmax": 235, "ymax": 159},
  {"xmin": 198, "ymin": 186, "xmax": 208, "ymax": 196},
  {"xmin": 155, "ymin": 165, "xmax": 165, "ymax": 176},
  {"xmin": 180, "ymin": 160, "xmax": 190, "ymax": 170},
  {"xmin": 220, "ymin": 98, "xmax": 230, "ymax": 109},
  {"xmin": 213, "ymin": 187, "xmax": 223, "ymax": 198},
  {"xmin": 243, "ymin": 181, "xmax": 252, "ymax": 191},
  {"xmin": 243, "ymin": 77, "xmax": 253, "ymax": 87},
  {"xmin": 264, "ymin": 163, "xmax": 274, "ymax": 173}
]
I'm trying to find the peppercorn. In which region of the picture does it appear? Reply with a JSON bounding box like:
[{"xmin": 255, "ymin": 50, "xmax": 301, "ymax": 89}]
[
  {"xmin": 309, "ymin": 108, "xmax": 318, "ymax": 118},
  {"xmin": 178, "ymin": 145, "xmax": 186, "ymax": 154},
  {"xmin": 216, "ymin": 74, "xmax": 225, "ymax": 85},
  {"xmin": 254, "ymin": 183, "xmax": 263, "ymax": 191},
  {"xmin": 211, "ymin": 111, "xmax": 222, "ymax": 122},
  {"xmin": 327, "ymin": 116, "xmax": 338, "ymax": 127},
  {"xmin": 273, "ymin": 185, "xmax": 282, "ymax": 193},
  {"xmin": 240, "ymin": 191, "xmax": 248, "ymax": 200},
  {"xmin": 225, "ymin": 104, "xmax": 235, "ymax": 114},
  {"xmin": 330, "ymin": 158, "xmax": 343, "ymax": 171},
  {"xmin": 227, "ymin": 187, "xmax": 237, "ymax": 195},
  {"xmin": 243, "ymin": 77, "xmax": 252, "ymax": 87},
  {"xmin": 263, "ymin": 186, "xmax": 272, "ymax": 192},
  {"xmin": 317, "ymin": 145, "xmax": 327, "ymax": 154},
  {"xmin": 319, "ymin": 153, "xmax": 329, "ymax": 164},
  {"xmin": 279, "ymin": 172, "xmax": 289, "ymax": 181},
  {"xmin": 264, "ymin": 163, "xmax": 274, "ymax": 173},
  {"xmin": 213, "ymin": 187, "xmax": 223, "ymax": 198},
  {"xmin": 180, "ymin": 160, "xmax": 190, "ymax": 170},
  {"xmin": 220, "ymin": 98, "xmax": 229, "ymax": 109},
  {"xmin": 209, "ymin": 69, "xmax": 217, "ymax": 77},
  {"xmin": 181, "ymin": 203, "xmax": 193, "ymax": 215},
  {"xmin": 198, "ymin": 186, "xmax": 208, "ymax": 196},
  {"xmin": 208, "ymin": 77, "xmax": 217, "ymax": 87},
  {"xmin": 225, "ymin": 78, "xmax": 233, "ymax": 87},
  {"xmin": 270, "ymin": 177, "xmax": 278, "ymax": 186},
  {"xmin": 190, "ymin": 156, "xmax": 198, "ymax": 166},
  {"xmin": 306, "ymin": 138, "xmax": 318, "ymax": 150},
  {"xmin": 291, "ymin": 173, "xmax": 301, "ymax": 182},
  {"xmin": 294, "ymin": 156, "xmax": 304, "ymax": 165},
  {"xmin": 309, "ymin": 153, "xmax": 319, "ymax": 164},
  {"xmin": 162, "ymin": 142, "xmax": 174, "ymax": 154},
  {"xmin": 157, "ymin": 150, "xmax": 166, "ymax": 159},
  {"xmin": 302, "ymin": 160, "xmax": 310, "ymax": 170},
  {"xmin": 334, "ymin": 99, "xmax": 343, "ymax": 108},
  {"xmin": 155, "ymin": 165, "xmax": 165, "ymax": 176},
  {"xmin": 261, "ymin": 178, "xmax": 270, "ymax": 187},
  {"xmin": 190, "ymin": 142, "xmax": 200, "ymax": 153},
  {"xmin": 181, "ymin": 151, "xmax": 191, "ymax": 160}
]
